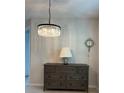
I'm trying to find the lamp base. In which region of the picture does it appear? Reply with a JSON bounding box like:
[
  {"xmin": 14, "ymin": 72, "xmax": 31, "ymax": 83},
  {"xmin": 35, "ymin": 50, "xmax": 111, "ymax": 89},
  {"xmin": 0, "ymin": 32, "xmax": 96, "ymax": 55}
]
[
  {"xmin": 64, "ymin": 62, "xmax": 68, "ymax": 65},
  {"xmin": 63, "ymin": 58, "xmax": 68, "ymax": 65}
]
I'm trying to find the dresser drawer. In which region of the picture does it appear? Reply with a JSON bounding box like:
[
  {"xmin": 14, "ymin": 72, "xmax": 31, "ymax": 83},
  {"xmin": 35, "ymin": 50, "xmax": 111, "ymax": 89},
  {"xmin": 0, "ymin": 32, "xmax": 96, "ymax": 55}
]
[
  {"xmin": 66, "ymin": 80, "xmax": 88, "ymax": 90},
  {"xmin": 76, "ymin": 67, "xmax": 88, "ymax": 74},
  {"xmin": 64, "ymin": 66, "xmax": 88, "ymax": 74},
  {"xmin": 44, "ymin": 66, "xmax": 56, "ymax": 73},
  {"xmin": 45, "ymin": 80, "xmax": 66, "ymax": 89},
  {"xmin": 65, "ymin": 66, "xmax": 77, "ymax": 72},
  {"xmin": 45, "ymin": 73, "xmax": 66, "ymax": 80},
  {"xmin": 45, "ymin": 80, "xmax": 59, "ymax": 89},
  {"xmin": 67, "ymin": 74, "xmax": 88, "ymax": 80}
]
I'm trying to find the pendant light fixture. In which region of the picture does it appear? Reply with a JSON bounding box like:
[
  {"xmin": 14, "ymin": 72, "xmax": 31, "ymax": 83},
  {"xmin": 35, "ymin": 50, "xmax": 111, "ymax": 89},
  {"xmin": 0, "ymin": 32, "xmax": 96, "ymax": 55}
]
[{"xmin": 37, "ymin": 0, "xmax": 61, "ymax": 37}]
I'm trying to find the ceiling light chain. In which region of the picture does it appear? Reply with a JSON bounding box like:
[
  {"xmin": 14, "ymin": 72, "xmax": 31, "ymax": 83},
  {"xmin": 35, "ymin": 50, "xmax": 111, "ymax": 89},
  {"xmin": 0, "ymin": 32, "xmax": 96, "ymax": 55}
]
[
  {"xmin": 37, "ymin": 0, "xmax": 61, "ymax": 37},
  {"xmin": 49, "ymin": 0, "xmax": 51, "ymax": 24}
]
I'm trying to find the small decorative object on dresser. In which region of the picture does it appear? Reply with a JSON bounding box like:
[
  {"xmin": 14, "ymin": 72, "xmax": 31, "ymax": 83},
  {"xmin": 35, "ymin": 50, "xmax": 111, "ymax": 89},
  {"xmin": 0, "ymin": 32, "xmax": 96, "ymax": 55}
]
[{"xmin": 44, "ymin": 63, "xmax": 89, "ymax": 93}]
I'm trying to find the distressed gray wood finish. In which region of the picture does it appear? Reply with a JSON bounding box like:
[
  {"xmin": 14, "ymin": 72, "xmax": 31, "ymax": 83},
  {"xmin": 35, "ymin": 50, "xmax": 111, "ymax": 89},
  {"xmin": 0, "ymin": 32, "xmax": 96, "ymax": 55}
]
[{"xmin": 44, "ymin": 63, "xmax": 89, "ymax": 92}]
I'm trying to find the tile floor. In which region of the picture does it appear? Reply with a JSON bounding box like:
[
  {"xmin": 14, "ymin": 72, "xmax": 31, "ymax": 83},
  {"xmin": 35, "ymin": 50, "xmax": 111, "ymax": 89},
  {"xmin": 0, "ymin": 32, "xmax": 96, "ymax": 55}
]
[{"xmin": 25, "ymin": 86, "xmax": 98, "ymax": 93}]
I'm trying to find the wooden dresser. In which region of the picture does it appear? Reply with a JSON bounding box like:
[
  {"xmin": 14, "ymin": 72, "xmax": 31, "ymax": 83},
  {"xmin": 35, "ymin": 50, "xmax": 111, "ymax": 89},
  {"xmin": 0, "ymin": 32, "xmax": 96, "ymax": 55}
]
[{"xmin": 44, "ymin": 63, "xmax": 89, "ymax": 92}]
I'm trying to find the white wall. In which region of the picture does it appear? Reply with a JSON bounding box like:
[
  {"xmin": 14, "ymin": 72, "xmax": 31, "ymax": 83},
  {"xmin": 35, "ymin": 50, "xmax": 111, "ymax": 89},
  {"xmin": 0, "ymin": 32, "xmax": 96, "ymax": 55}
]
[{"xmin": 30, "ymin": 17, "xmax": 99, "ymax": 88}]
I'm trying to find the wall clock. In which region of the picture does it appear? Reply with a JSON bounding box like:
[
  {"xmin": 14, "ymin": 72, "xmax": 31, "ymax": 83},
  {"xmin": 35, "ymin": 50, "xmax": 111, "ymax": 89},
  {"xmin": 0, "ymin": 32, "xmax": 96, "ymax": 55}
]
[{"xmin": 85, "ymin": 38, "xmax": 94, "ymax": 52}]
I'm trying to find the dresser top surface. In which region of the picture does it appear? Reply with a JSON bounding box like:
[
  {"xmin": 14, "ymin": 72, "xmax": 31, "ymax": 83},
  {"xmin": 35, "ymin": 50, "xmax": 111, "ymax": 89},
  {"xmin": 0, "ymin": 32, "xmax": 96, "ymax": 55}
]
[{"xmin": 44, "ymin": 63, "xmax": 89, "ymax": 66}]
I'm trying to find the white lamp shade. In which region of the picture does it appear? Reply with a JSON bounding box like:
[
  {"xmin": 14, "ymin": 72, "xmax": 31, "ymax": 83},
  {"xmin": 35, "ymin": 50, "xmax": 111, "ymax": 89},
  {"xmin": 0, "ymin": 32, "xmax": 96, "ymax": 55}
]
[{"xmin": 59, "ymin": 47, "xmax": 72, "ymax": 58}]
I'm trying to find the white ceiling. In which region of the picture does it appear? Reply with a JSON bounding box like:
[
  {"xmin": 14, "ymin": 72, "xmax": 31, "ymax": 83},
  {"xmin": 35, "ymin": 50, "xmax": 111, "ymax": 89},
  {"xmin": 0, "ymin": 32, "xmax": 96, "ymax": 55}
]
[{"xmin": 25, "ymin": 0, "xmax": 99, "ymax": 20}]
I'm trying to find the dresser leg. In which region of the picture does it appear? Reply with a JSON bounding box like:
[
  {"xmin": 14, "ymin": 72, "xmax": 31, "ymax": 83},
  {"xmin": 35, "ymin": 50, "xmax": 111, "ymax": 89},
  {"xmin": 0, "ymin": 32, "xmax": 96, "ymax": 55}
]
[{"xmin": 86, "ymin": 89, "xmax": 89, "ymax": 93}]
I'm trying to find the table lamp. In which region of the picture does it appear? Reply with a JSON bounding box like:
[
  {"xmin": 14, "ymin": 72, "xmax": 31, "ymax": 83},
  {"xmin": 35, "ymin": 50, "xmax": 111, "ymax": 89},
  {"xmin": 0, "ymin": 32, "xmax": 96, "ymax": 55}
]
[{"xmin": 59, "ymin": 47, "xmax": 72, "ymax": 65}]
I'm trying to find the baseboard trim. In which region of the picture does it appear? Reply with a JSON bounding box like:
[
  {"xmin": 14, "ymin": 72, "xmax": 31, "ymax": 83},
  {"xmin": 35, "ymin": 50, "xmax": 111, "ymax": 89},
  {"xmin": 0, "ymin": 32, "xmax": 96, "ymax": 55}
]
[
  {"xmin": 29, "ymin": 83, "xmax": 97, "ymax": 89},
  {"xmin": 89, "ymin": 85, "xmax": 97, "ymax": 89},
  {"xmin": 29, "ymin": 83, "xmax": 43, "ymax": 87}
]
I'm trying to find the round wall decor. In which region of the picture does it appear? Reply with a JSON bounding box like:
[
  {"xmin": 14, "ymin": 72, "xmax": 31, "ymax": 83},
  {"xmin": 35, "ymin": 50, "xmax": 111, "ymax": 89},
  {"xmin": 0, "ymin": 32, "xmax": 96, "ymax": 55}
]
[{"xmin": 85, "ymin": 38, "xmax": 94, "ymax": 52}]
